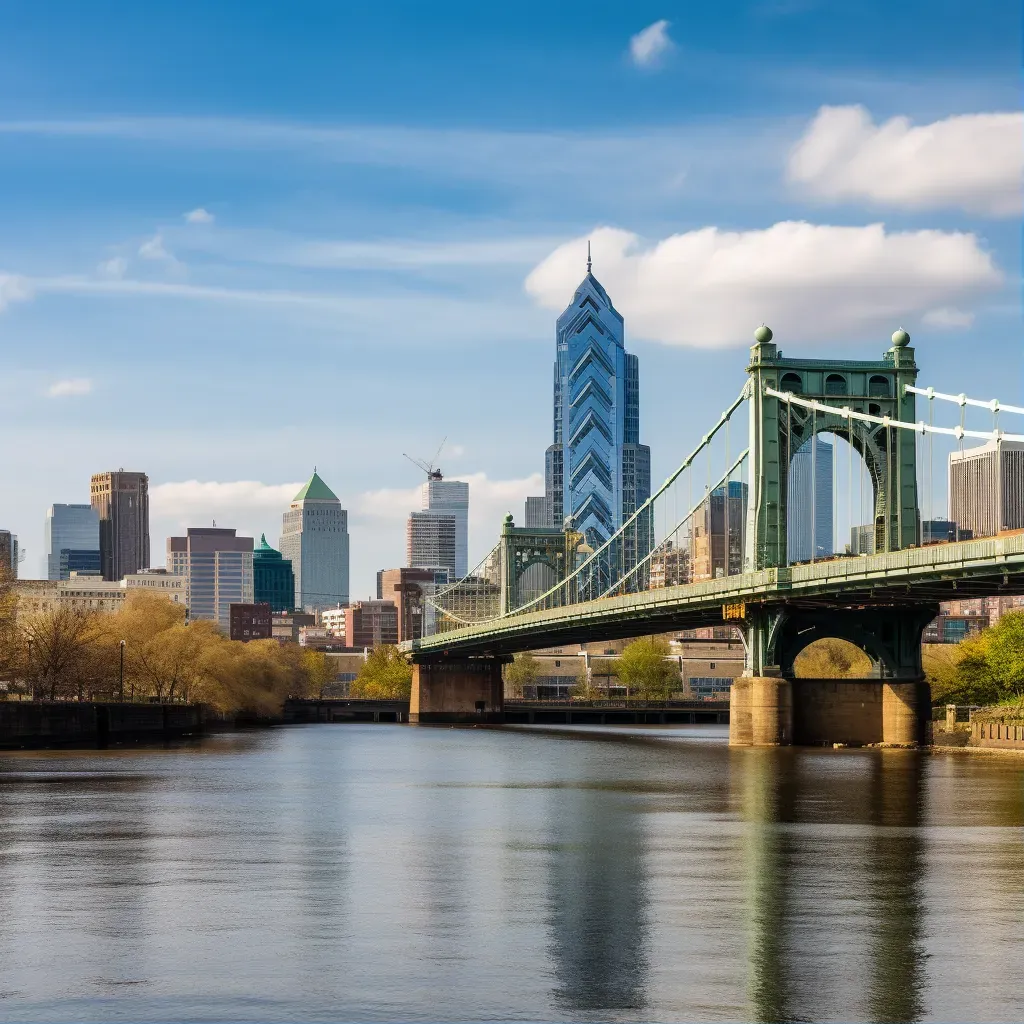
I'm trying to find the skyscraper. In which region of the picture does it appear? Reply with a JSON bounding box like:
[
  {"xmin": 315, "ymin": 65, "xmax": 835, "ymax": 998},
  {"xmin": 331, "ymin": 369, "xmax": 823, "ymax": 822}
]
[
  {"xmin": 524, "ymin": 496, "xmax": 550, "ymax": 528},
  {"xmin": 253, "ymin": 534, "xmax": 296, "ymax": 612},
  {"xmin": 949, "ymin": 440, "xmax": 1024, "ymax": 539},
  {"xmin": 421, "ymin": 478, "xmax": 469, "ymax": 578},
  {"xmin": 543, "ymin": 249, "xmax": 651, "ymax": 549},
  {"xmin": 692, "ymin": 481, "xmax": 748, "ymax": 581},
  {"xmin": 279, "ymin": 471, "xmax": 350, "ymax": 612},
  {"xmin": 406, "ymin": 510, "xmax": 457, "ymax": 578},
  {"xmin": 90, "ymin": 470, "xmax": 150, "ymax": 580},
  {"xmin": 45, "ymin": 504, "xmax": 100, "ymax": 580},
  {"xmin": 167, "ymin": 527, "xmax": 254, "ymax": 630},
  {"xmin": 787, "ymin": 436, "xmax": 833, "ymax": 563}
]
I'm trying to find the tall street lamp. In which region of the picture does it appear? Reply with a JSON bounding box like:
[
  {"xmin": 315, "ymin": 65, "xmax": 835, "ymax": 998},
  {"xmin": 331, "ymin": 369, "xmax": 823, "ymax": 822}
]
[
  {"xmin": 119, "ymin": 639, "xmax": 126, "ymax": 702},
  {"xmin": 26, "ymin": 639, "xmax": 34, "ymax": 701}
]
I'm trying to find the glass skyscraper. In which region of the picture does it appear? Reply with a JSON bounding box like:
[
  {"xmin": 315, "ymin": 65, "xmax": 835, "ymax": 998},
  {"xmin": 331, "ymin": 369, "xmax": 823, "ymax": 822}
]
[
  {"xmin": 253, "ymin": 534, "xmax": 296, "ymax": 612},
  {"xmin": 543, "ymin": 255, "xmax": 650, "ymax": 549},
  {"xmin": 45, "ymin": 504, "xmax": 100, "ymax": 581},
  {"xmin": 788, "ymin": 435, "xmax": 834, "ymax": 563}
]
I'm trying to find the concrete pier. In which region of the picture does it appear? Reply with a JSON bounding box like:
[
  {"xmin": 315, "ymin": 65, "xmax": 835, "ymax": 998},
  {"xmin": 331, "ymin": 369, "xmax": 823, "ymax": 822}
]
[
  {"xmin": 410, "ymin": 657, "xmax": 505, "ymax": 724},
  {"xmin": 731, "ymin": 677, "xmax": 930, "ymax": 747}
]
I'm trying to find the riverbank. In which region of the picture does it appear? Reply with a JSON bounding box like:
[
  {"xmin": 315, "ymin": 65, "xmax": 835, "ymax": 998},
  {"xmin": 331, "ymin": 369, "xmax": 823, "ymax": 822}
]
[{"xmin": 0, "ymin": 701, "xmax": 208, "ymax": 749}]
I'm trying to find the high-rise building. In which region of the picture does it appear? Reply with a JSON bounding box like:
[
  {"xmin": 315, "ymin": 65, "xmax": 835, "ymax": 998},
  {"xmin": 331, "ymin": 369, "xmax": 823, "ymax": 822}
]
[
  {"xmin": 850, "ymin": 524, "xmax": 874, "ymax": 555},
  {"xmin": 279, "ymin": 471, "xmax": 349, "ymax": 612},
  {"xmin": 543, "ymin": 251, "xmax": 651, "ymax": 549},
  {"xmin": 0, "ymin": 531, "xmax": 19, "ymax": 579},
  {"xmin": 422, "ymin": 478, "xmax": 469, "ymax": 578},
  {"xmin": 45, "ymin": 504, "xmax": 100, "ymax": 581},
  {"xmin": 406, "ymin": 510, "xmax": 458, "ymax": 578},
  {"xmin": 253, "ymin": 534, "xmax": 296, "ymax": 612},
  {"xmin": 377, "ymin": 566, "xmax": 449, "ymax": 642},
  {"xmin": 949, "ymin": 440, "xmax": 1024, "ymax": 539},
  {"xmin": 343, "ymin": 600, "xmax": 399, "ymax": 649},
  {"xmin": 167, "ymin": 527, "xmax": 254, "ymax": 630},
  {"xmin": 787, "ymin": 436, "xmax": 833, "ymax": 563},
  {"xmin": 692, "ymin": 481, "xmax": 747, "ymax": 581},
  {"xmin": 524, "ymin": 496, "xmax": 550, "ymax": 528},
  {"xmin": 90, "ymin": 470, "xmax": 150, "ymax": 580}
]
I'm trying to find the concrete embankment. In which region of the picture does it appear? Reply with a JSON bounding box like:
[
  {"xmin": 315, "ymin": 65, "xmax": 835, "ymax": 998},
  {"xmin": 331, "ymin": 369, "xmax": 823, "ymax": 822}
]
[{"xmin": 0, "ymin": 702, "xmax": 207, "ymax": 749}]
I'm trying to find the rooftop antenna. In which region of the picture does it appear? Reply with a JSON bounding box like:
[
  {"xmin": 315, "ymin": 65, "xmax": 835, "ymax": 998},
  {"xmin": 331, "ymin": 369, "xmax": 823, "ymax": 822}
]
[
  {"xmin": 587, "ymin": 240, "xmax": 592, "ymax": 274},
  {"xmin": 403, "ymin": 436, "xmax": 447, "ymax": 482}
]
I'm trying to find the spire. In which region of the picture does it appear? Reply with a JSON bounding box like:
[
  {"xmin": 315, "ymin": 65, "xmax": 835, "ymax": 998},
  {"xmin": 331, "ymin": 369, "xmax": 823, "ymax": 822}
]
[{"xmin": 586, "ymin": 239, "xmax": 592, "ymax": 274}]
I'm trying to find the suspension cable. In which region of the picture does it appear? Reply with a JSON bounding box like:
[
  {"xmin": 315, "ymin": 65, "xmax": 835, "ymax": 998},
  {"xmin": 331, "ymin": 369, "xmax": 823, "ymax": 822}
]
[{"xmin": 904, "ymin": 385, "xmax": 1024, "ymax": 416}]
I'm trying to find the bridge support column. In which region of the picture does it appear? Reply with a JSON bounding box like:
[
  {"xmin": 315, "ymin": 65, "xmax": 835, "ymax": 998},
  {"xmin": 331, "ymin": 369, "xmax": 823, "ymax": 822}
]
[
  {"xmin": 882, "ymin": 680, "xmax": 930, "ymax": 746},
  {"xmin": 729, "ymin": 678, "xmax": 752, "ymax": 745},
  {"xmin": 730, "ymin": 677, "xmax": 793, "ymax": 746},
  {"xmin": 410, "ymin": 657, "xmax": 506, "ymax": 725}
]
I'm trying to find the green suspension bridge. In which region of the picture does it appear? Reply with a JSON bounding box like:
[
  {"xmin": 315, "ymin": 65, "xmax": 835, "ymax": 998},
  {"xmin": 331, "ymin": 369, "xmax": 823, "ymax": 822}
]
[{"xmin": 403, "ymin": 327, "xmax": 1024, "ymax": 745}]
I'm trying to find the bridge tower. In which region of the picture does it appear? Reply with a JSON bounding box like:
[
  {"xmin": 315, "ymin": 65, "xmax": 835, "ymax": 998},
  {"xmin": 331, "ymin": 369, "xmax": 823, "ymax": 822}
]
[
  {"xmin": 733, "ymin": 326, "xmax": 931, "ymax": 747},
  {"xmin": 745, "ymin": 325, "xmax": 920, "ymax": 569}
]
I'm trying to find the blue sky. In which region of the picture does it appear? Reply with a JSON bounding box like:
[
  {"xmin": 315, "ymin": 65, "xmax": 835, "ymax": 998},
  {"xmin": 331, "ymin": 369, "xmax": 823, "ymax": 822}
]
[{"xmin": 0, "ymin": 0, "xmax": 1020, "ymax": 593}]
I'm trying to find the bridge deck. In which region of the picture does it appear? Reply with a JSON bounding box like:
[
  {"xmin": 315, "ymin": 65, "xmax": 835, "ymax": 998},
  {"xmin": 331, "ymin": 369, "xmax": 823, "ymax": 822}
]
[{"xmin": 406, "ymin": 534, "xmax": 1024, "ymax": 658}]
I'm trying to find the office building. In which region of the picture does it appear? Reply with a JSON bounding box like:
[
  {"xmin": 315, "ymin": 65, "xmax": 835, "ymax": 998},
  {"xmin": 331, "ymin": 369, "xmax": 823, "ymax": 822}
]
[
  {"xmin": 377, "ymin": 566, "xmax": 448, "ymax": 642},
  {"xmin": 167, "ymin": 527, "xmax": 254, "ymax": 631},
  {"xmin": 343, "ymin": 600, "xmax": 399, "ymax": 649},
  {"xmin": 787, "ymin": 436, "xmax": 833, "ymax": 563},
  {"xmin": 524, "ymin": 496, "xmax": 550, "ymax": 528},
  {"xmin": 123, "ymin": 569, "xmax": 186, "ymax": 606},
  {"xmin": 12, "ymin": 572, "xmax": 184, "ymax": 618},
  {"xmin": 0, "ymin": 531, "xmax": 19, "ymax": 579},
  {"xmin": 253, "ymin": 534, "xmax": 296, "ymax": 612},
  {"xmin": 229, "ymin": 603, "xmax": 273, "ymax": 642},
  {"xmin": 949, "ymin": 440, "xmax": 1024, "ymax": 539},
  {"xmin": 406, "ymin": 510, "xmax": 458, "ymax": 577},
  {"xmin": 543, "ymin": 251, "xmax": 651, "ymax": 549},
  {"xmin": 850, "ymin": 524, "xmax": 875, "ymax": 555},
  {"xmin": 279, "ymin": 471, "xmax": 349, "ymax": 612},
  {"xmin": 921, "ymin": 519, "xmax": 963, "ymax": 545},
  {"xmin": 692, "ymin": 481, "xmax": 747, "ymax": 581},
  {"xmin": 45, "ymin": 504, "xmax": 100, "ymax": 581},
  {"xmin": 422, "ymin": 477, "xmax": 469, "ymax": 578},
  {"xmin": 272, "ymin": 611, "xmax": 316, "ymax": 645},
  {"xmin": 90, "ymin": 470, "xmax": 150, "ymax": 580}
]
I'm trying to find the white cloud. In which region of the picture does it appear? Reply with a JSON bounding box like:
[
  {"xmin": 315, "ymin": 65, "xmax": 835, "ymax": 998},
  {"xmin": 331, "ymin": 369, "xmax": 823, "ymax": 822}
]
[
  {"xmin": 151, "ymin": 480, "xmax": 301, "ymax": 521},
  {"xmin": 46, "ymin": 378, "xmax": 93, "ymax": 398},
  {"xmin": 97, "ymin": 256, "xmax": 127, "ymax": 279},
  {"xmin": 788, "ymin": 105, "xmax": 1024, "ymax": 217},
  {"xmin": 922, "ymin": 307, "xmax": 975, "ymax": 329},
  {"xmin": 0, "ymin": 273, "xmax": 33, "ymax": 312},
  {"xmin": 629, "ymin": 20, "xmax": 674, "ymax": 68},
  {"xmin": 138, "ymin": 233, "xmax": 174, "ymax": 261},
  {"xmin": 185, "ymin": 207, "xmax": 214, "ymax": 224},
  {"xmin": 525, "ymin": 223, "xmax": 1002, "ymax": 348}
]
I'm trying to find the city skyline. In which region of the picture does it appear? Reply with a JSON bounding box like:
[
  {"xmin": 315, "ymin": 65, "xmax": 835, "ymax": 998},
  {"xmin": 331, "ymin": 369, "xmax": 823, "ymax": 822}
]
[{"xmin": 0, "ymin": 2, "xmax": 1019, "ymax": 597}]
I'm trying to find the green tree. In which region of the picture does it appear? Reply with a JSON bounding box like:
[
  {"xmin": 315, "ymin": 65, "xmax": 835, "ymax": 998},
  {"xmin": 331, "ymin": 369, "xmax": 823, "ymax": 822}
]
[
  {"xmin": 350, "ymin": 645, "xmax": 412, "ymax": 699},
  {"xmin": 985, "ymin": 612, "xmax": 1024, "ymax": 700},
  {"xmin": 504, "ymin": 651, "xmax": 539, "ymax": 698},
  {"xmin": 301, "ymin": 649, "xmax": 336, "ymax": 698},
  {"xmin": 611, "ymin": 636, "xmax": 677, "ymax": 699}
]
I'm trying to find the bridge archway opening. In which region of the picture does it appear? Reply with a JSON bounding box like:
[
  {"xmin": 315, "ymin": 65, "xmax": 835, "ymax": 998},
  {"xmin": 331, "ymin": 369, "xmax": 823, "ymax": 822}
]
[
  {"xmin": 785, "ymin": 429, "xmax": 884, "ymax": 563},
  {"xmin": 792, "ymin": 638, "xmax": 876, "ymax": 679}
]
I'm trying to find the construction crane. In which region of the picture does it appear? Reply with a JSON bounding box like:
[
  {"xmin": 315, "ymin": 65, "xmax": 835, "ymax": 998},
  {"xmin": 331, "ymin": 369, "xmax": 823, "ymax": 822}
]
[{"xmin": 403, "ymin": 437, "xmax": 446, "ymax": 482}]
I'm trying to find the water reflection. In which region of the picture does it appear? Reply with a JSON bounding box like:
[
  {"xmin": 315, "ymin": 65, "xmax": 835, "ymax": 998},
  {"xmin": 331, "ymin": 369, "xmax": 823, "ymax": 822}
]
[
  {"xmin": 740, "ymin": 750, "xmax": 928, "ymax": 1023},
  {"xmin": 544, "ymin": 783, "xmax": 649, "ymax": 1013}
]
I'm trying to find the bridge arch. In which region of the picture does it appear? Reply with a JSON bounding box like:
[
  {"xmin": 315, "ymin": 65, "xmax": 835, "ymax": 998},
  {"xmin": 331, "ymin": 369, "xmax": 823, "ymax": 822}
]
[{"xmin": 746, "ymin": 327, "xmax": 920, "ymax": 569}]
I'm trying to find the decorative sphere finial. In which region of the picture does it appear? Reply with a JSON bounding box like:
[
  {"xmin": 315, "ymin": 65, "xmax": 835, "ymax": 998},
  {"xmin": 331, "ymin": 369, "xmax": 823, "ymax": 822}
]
[
  {"xmin": 754, "ymin": 324, "xmax": 773, "ymax": 344},
  {"xmin": 891, "ymin": 327, "xmax": 910, "ymax": 348}
]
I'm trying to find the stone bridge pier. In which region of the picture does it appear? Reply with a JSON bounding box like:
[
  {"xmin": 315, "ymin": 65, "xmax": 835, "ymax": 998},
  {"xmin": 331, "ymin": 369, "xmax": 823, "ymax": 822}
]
[
  {"xmin": 729, "ymin": 604, "xmax": 936, "ymax": 747},
  {"xmin": 410, "ymin": 656, "xmax": 508, "ymax": 724}
]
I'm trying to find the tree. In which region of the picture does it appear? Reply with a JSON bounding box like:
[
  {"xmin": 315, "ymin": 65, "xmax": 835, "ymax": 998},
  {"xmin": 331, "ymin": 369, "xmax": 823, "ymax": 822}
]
[
  {"xmin": 350, "ymin": 646, "xmax": 412, "ymax": 699},
  {"xmin": 20, "ymin": 607, "xmax": 102, "ymax": 700},
  {"xmin": 793, "ymin": 638, "xmax": 873, "ymax": 679},
  {"xmin": 985, "ymin": 612, "xmax": 1024, "ymax": 700},
  {"xmin": 504, "ymin": 652, "xmax": 540, "ymax": 698},
  {"xmin": 611, "ymin": 637, "xmax": 677, "ymax": 699},
  {"xmin": 300, "ymin": 649, "xmax": 336, "ymax": 698}
]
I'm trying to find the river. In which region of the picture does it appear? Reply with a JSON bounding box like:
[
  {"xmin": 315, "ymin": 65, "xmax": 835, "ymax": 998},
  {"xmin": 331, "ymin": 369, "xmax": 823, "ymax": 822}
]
[{"xmin": 0, "ymin": 723, "xmax": 1021, "ymax": 1022}]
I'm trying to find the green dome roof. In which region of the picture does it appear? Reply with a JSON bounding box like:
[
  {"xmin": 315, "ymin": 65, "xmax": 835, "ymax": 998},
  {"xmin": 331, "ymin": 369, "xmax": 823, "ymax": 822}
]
[
  {"xmin": 254, "ymin": 533, "xmax": 283, "ymax": 560},
  {"xmin": 293, "ymin": 470, "xmax": 338, "ymax": 502},
  {"xmin": 754, "ymin": 324, "xmax": 773, "ymax": 343},
  {"xmin": 891, "ymin": 328, "xmax": 911, "ymax": 348}
]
